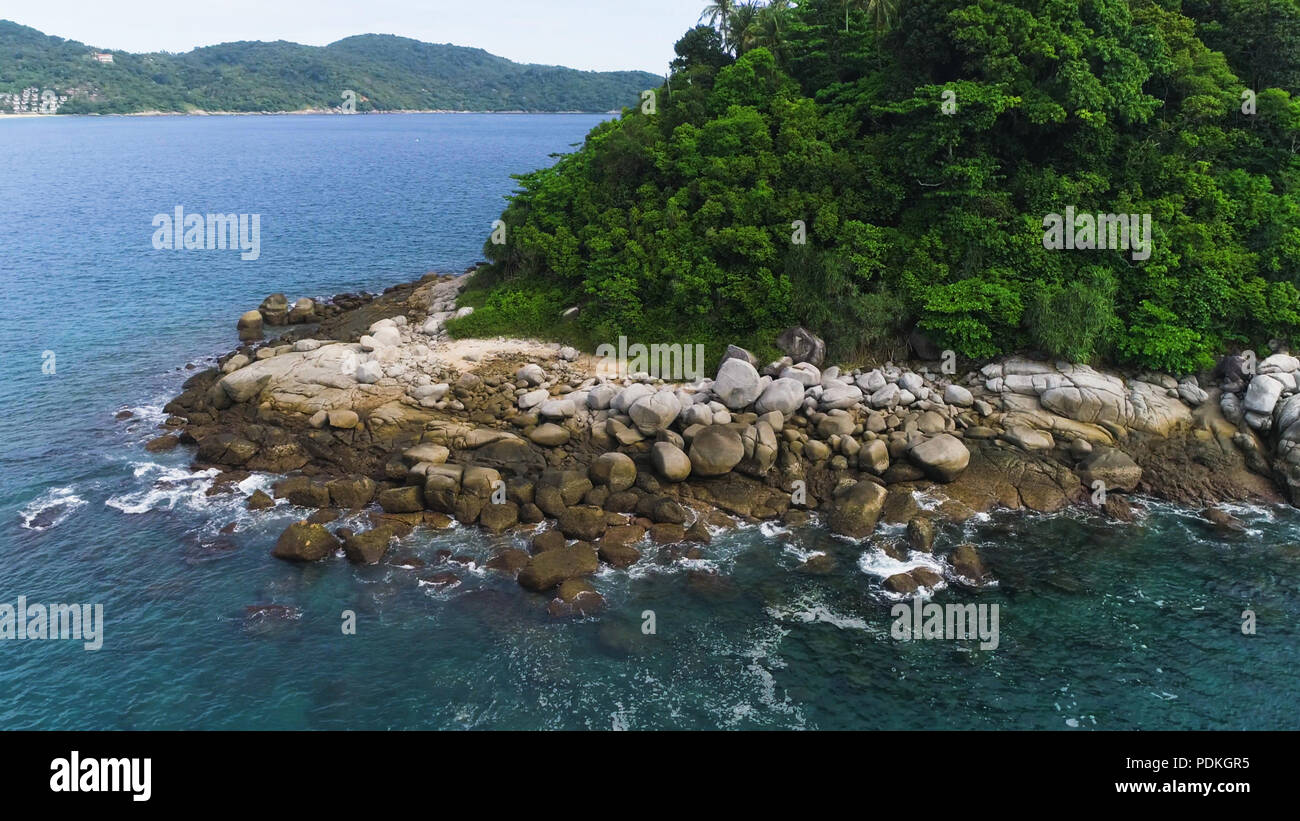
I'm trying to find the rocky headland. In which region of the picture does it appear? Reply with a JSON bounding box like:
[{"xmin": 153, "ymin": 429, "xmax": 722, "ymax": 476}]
[{"xmin": 156, "ymin": 271, "xmax": 1295, "ymax": 612}]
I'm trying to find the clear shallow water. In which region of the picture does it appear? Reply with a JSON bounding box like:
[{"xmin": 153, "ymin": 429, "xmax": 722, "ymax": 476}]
[{"xmin": 2, "ymin": 115, "xmax": 1298, "ymax": 730}]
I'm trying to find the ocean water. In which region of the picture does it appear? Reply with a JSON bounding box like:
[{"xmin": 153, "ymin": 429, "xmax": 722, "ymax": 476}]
[{"xmin": 1, "ymin": 114, "xmax": 1297, "ymax": 730}]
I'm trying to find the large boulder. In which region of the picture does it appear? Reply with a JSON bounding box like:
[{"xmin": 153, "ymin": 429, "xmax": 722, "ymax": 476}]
[
  {"xmin": 237, "ymin": 310, "xmax": 264, "ymax": 341},
  {"xmin": 528, "ymin": 423, "xmax": 571, "ymax": 446},
  {"xmin": 557, "ymin": 505, "xmax": 608, "ymax": 541},
  {"xmin": 754, "ymin": 377, "xmax": 805, "ymax": 415},
  {"xmin": 951, "ymin": 544, "xmax": 986, "ymax": 582},
  {"xmin": 403, "ymin": 443, "xmax": 450, "ymax": 465},
  {"xmin": 736, "ymin": 421, "xmax": 778, "ymax": 476},
  {"xmin": 713, "ymin": 358, "xmax": 762, "ymax": 410},
  {"xmin": 629, "ymin": 391, "xmax": 681, "ymax": 434},
  {"xmin": 1244, "ymin": 374, "xmax": 1284, "ymax": 415},
  {"xmin": 819, "ymin": 383, "xmax": 863, "ymax": 411},
  {"xmin": 342, "ymin": 527, "xmax": 394, "ymax": 564},
  {"xmin": 688, "ymin": 426, "xmax": 745, "ymax": 476},
  {"xmin": 538, "ymin": 399, "xmax": 577, "ymax": 419},
  {"xmin": 517, "ymin": 544, "xmax": 599, "ymax": 592},
  {"xmin": 259, "ymin": 293, "xmax": 290, "ymax": 326},
  {"xmin": 718, "ymin": 344, "xmax": 758, "ymax": 369},
  {"xmin": 272, "ymin": 521, "xmax": 341, "ymax": 561},
  {"xmin": 651, "ymin": 442, "xmax": 692, "ymax": 481},
  {"xmin": 423, "ymin": 464, "xmax": 464, "ymax": 513},
  {"xmin": 479, "ymin": 502, "xmax": 520, "ymax": 534},
  {"xmin": 776, "ymin": 326, "xmax": 826, "ymax": 367},
  {"xmin": 611, "ymin": 383, "xmax": 655, "ymax": 414},
  {"xmin": 378, "ymin": 485, "xmax": 424, "ymax": 513},
  {"xmin": 589, "ymin": 452, "xmax": 637, "ymax": 491},
  {"xmin": 907, "ymin": 434, "xmax": 970, "ymax": 482},
  {"xmin": 943, "ymin": 384, "xmax": 973, "ymax": 407},
  {"xmin": 288, "ymin": 298, "xmax": 316, "ymax": 323},
  {"xmin": 327, "ymin": 476, "xmax": 376, "ymax": 509},
  {"xmin": 859, "ymin": 439, "xmax": 890, "ymax": 474},
  {"xmin": 1076, "ymin": 447, "xmax": 1142, "ymax": 492},
  {"xmin": 826, "ymin": 480, "xmax": 888, "ymax": 539}
]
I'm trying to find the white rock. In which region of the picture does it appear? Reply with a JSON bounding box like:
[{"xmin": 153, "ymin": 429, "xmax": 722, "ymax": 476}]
[
  {"xmin": 1177, "ymin": 381, "xmax": 1208, "ymax": 406},
  {"xmin": 1245, "ymin": 374, "xmax": 1284, "ymax": 415},
  {"xmin": 856, "ymin": 370, "xmax": 886, "ymax": 393},
  {"xmin": 371, "ymin": 326, "xmax": 401, "ymax": 348},
  {"xmin": 680, "ymin": 403, "xmax": 714, "ymax": 426},
  {"xmin": 355, "ymin": 361, "xmax": 383, "ymax": 384},
  {"xmin": 1259, "ymin": 354, "xmax": 1300, "ymax": 374},
  {"xmin": 755, "ymin": 378, "xmax": 806, "ymax": 415},
  {"xmin": 587, "ymin": 384, "xmax": 619, "ymax": 410},
  {"xmin": 714, "ymin": 358, "xmax": 762, "ymax": 409},
  {"xmin": 518, "ymin": 389, "xmax": 549, "ymax": 410},
  {"xmin": 819, "ymin": 383, "xmax": 863, "ymax": 410},
  {"xmin": 516, "ymin": 363, "xmax": 546, "ymax": 386},
  {"xmin": 629, "ymin": 391, "xmax": 680, "ymax": 433},
  {"xmin": 612, "ymin": 383, "xmax": 656, "ymax": 414},
  {"xmin": 869, "ymin": 383, "xmax": 900, "ymax": 409},
  {"xmin": 943, "ymin": 384, "xmax": 973, "ymax": 407},
  {"xmin": 411, "ymin": 382, "xmax": 449, "ymax": 401},
  {"xmin": 539, "ymin": 399, "xmax": 577, "ymax": 419},
  {"xmin": 780, "ymin": 363, "xmax": 821, "ymax": 387}
]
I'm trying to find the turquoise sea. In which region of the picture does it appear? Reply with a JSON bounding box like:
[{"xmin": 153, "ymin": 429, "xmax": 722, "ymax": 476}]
[{"xmin": 1, "ymin": 113, "xmax": 1297, "ymax": 729}]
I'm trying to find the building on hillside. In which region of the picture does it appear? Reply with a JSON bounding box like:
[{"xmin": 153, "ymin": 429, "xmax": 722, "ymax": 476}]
[{"xmin": 92, "ymin": 53, "xmax": 114, "ymax": 64}]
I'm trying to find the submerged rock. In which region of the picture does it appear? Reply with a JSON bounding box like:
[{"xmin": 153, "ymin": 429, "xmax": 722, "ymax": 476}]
[
  {"xmin": 826, "ymin": 480, "xmax": 888, "ymax": 539},
  {"xmin": 272, "ymin": 521, "xmax": 341, "ymax": 562},
  {"xmin": 518, "ymin": 544, "xmax": 599, "ymax": 592}
]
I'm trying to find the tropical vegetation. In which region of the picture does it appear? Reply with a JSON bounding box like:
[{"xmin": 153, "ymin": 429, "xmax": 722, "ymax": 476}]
[{"xmin": 458, "ymin": 0, "xmax": 1300, "ymax": 374}]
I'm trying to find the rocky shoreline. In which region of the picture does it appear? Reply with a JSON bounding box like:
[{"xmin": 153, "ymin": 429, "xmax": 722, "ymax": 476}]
[{"xmin": 154, "ymin": 270, "xmax": 1295, "ymax": 612}]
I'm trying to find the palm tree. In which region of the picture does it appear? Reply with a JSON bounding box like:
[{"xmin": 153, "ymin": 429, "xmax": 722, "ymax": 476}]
[
  {"xmin": 727, "ymin": 1, "xmax": 764, "ymax": 54},
  {"xmin": 744, "ymin": 1, "xmax": 793, "ymax": 56},
  {"xmin": 699, "ymin": 0, "xmax": 736, "ymax": 46},
  {"xmin": 866, "ymin": 0, "xmax": 900, "ymax": 32},
  {"xmin": 844, "ymin": 0, "xmax": 899, "ymax": 34}
]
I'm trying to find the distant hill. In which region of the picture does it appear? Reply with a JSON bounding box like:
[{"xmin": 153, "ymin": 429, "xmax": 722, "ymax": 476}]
[{"xmin": 0, "ymin": 21, "xmax": 661, "ymax": 113}]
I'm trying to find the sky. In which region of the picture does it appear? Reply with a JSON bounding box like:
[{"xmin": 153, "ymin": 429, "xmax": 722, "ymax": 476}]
[{"xmin": 0, "ymin": 0, "xmax": 710, "ymax": 74}]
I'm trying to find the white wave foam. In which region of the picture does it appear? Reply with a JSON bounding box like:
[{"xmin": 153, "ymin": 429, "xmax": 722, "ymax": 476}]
[
  {"xmin": 857, "ymin": 548, "xmax": 946, "ymax": 580},
  {"xmin": 766, "ymin": 595, "xmax": 874, "ymax": 632},
  {"xmin": 105, "ymin": 462, "xmax": 220, "ymax": 515},
  {"xmin": 19, "ymin": 486, "xmax": 88, "ymax": 531},
  {"xmin": 781, "ymin": 543, "xmax": 825, "ymax": 564},
  {"xmin": 759, "ymin": 521, "xmax": 791, "ymax": 539}
]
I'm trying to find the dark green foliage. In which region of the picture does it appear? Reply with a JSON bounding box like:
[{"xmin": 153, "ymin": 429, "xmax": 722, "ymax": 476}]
[
  {"xmin": 468, "ymin": 0, "xmax": 1300, "ymax": 374},
  {"xmin": 0, "ymin": 22, "xmax": 660, "ymax": 113}
]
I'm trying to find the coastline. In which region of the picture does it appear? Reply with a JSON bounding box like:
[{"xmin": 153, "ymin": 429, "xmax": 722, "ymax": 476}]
[
  {"xmin": 149, "ymin": 269, "xmax": 1295, "ymax": 611},
  {"xmin": 0, "ymin": 108, "xmax": 620, "ymax": 120}
]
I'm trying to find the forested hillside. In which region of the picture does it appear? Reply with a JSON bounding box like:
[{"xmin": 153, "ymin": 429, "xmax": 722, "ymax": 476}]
[
  {"xmin": 460, "ymin": 0, "xmax": 1300, "ymax": 373},
  {"xmin": 0, "ymin": 21, "xmax": 659, "ymax": 113}
]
